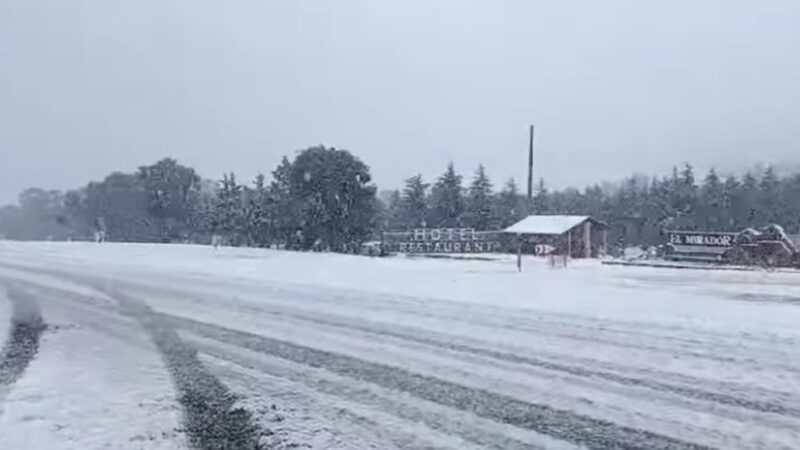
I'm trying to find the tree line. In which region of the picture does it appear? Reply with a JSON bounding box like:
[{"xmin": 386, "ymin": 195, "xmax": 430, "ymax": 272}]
[
  {"xmin": 0, "ymin": 146, "xmax": 379, "ymax": 251},
  {"xmin": 383, "ymin": 162, "xmax": 800, "ymax": 246},
  {"xmin": 2, "ymin": 146, "xmax": 800, "ymax": 251}
]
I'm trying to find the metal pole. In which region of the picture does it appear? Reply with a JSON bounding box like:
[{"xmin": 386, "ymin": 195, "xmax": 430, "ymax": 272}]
[
  {"xmin": 567, "ymin": 229, "xmax": 572, "ymax": 260},
  {"xmin": 527, "ymin": 125, "xmax": 534, "ymax": 214}
]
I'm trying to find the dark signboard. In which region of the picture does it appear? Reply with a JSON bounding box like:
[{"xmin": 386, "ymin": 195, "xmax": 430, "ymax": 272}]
[
  {"xmin": 667, "ymin": 231, "xmax": 736, "ymax": 247},
  {"xmin": 383, "ymin": 228, "xmax": 501, "ymax": 254}
]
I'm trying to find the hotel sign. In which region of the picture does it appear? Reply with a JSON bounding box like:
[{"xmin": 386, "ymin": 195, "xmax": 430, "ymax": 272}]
[{"xmin": 383, "ymin": 228, "xmax": 501, "ymax": 254}]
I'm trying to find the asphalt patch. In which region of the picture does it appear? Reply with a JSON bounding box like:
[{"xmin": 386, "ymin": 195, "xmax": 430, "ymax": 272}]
[{"xmin": 0, "ymin": 287, "xmax": 46, "ymax": 388}]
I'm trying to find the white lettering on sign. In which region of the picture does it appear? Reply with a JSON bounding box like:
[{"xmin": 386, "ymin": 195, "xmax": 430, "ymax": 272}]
[
  {"xmin": 388, "ymin": 228, "xmax": 500, "ymax": 253},
  {"xmin": 668, "ymin": 233, "xmax": 734, "ymax": 247},
  {"xmin": 411, "ymin": 228, "xmax": 480, "ymax": 242}
]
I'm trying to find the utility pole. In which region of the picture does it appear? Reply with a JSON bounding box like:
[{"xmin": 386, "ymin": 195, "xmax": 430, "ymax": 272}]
[{"xmin": 527, "ymin": 125, "xmax": 534, "ymax": 214}]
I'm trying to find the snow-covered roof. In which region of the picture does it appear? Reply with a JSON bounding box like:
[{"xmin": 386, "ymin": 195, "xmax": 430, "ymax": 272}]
[{"xmin": 503, "ymin": 215, "xmax": 595, "ymax": 235}]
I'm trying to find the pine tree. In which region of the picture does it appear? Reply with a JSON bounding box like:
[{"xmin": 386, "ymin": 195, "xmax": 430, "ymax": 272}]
[
  {"xmin": 781, "ymin": 174, "xmax": 800, "ymax": 233},
  {"xmin": 722, "ymin": 175, "xmax": 740, "ymax": 229},
  {"xmin": 620, "ymin": 176, "xmax": 645, "ymax": 217},
  {"xmin": 465, "ymin": 164, "xmax": 494, "ymax": 230},
  {"xmin": 496, "ymin": 178, "xmax": 524, "ymax": 228},
  {"xmin": 701, "ymin": 168, "xmax": 723, "ymax": 229},
  {"xmin": 759, "ymin": 166, "xmax": 782, "ymax": 225},
  {"xmin": 246, "ymin": 173, "xmax": 271, "ymax": 246},
  {"xmin": 383, "ymin": 190, "xmax": 403, "ymax": 230},
  {"xmin": 213, "ymin": 173, "xmax": 244, "ymax": 245},
  {"xmin": 583, "ymin": 184, "xmax": 608, "ymax": 220},
  {"xmin": 681, "ymin": 163, "xmax": 696, "ymax": 187},
  {"xmin": 665, "ymin": 166, "xmax": 681, "ymax": 214},
  {"xmin": 429, "ymin": 163, "xmax": 465, "ymax": 227},
  {"xmin": 532, "ymin": 178, "xmax": 549, "ymax": 214},
  {"xmin": 186, "ymin": 183, "xmax": 216, "ymax": 239},
  {"xmin": 269, "ymin": 157, "xmax": 297, "ymax": 248},
  {"xmin": 760, "ymin": 166, "xmax": 779, "ymax": 192},
  {"xmin": 740, "ymin": 172, "xmax": 759, "ymax": 227},
  {"xmin": 400, "ymin": 174, "xmax": 429, "ymax": 228},
  {"xmin": 642, "ymin": 177, "xmax": 671, "ymax": 236},
  {"xmin": 678, "ymin": 163, "xmax": 697, "ymax": 215}
]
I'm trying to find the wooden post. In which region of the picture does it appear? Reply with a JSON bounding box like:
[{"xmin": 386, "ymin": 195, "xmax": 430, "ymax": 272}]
[
  {"xmin": 567, "ymin": 229, "xmax": 572, "ymax": 260},
  {"xmin": 527, "ymin": 125, "xmax": 534, "ymax": 213},
  {"xmin": 583, "ymin": 221, "xmax": 592, "ymax": 258}
]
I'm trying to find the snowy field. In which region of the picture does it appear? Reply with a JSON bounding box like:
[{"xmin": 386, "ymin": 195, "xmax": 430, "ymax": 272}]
[{"xmin": 1, "ymin": 242, "xmax": 800, "ymax": 449}]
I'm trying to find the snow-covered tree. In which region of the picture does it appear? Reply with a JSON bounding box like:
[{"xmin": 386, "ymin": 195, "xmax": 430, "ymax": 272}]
[
  {"xmin": 495, "ymin": 178, "xmax": 524, "ymax": 228},
  {"xmin": 400, "ymin": 174, "xmax": 429, "ymax": 229},
  {"xmin": 465, "ymin": 164, "xmax": 494, "ymax": 230},
  {"xmin": 429, "ymin": 163, "xmax": 464, "ymax": 227}
]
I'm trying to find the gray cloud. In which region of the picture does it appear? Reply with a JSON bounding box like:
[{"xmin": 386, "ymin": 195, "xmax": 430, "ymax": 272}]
[{"xmin": 1, "ymin": 0, "xmax": 798, "ymax": 204}]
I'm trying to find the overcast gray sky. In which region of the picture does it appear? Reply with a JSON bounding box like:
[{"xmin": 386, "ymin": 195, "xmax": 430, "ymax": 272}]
[{"xmin": 1, "ymin": 0, "xmax": 798, "ymax": 205}]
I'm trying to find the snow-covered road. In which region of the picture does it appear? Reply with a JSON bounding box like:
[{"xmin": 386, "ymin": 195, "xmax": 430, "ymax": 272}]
[{"xmin": 0, "ymin": 242, "xmax": 799, "ymax": 449}]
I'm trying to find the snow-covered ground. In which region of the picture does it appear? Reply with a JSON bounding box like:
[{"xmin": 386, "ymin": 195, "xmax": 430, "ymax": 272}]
[
  {"xmin": 0, "ymin": 288, "xmax": 11, "ymax": 359},
  {"xmin": 0, "ymin": 266, "xmax": 186, "ymax": 449},
  {"xmin": 1, "ymin": 241, "xmax": 800, "ymax": 449}
]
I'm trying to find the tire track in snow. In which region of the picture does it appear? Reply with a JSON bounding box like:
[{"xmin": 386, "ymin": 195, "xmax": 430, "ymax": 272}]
[
  {"xmin": 122, "ymin": 279, "xmax": 798, "ymax": 423},
  {"xmin": 0, "ymin": 284, "xmax": 45, "ymax": 424},
  {"xmin": 209, "ymin": 302, "xmax": 800, "ymax": 419},
  {"xmin": 192, "ymin": 337, "xmax": 556, "ymax": 450},
  {"xmin": 3, "ymin": 262, "xmax": 780, "ymax": 448},
  {"xmin": 1, "ymin": 280, "xmax": 518, "ymax": 450},
  {"xmin": 2, "ymin": 265, "xmax": 794, "ymax": 438},
  {"xmin": 0, "ymin": 286, "xmax": 45, "ymax": 399},
  {"xmin": 2, "ymin": 262, "xmax": 794, "ymax": 371},
  {"xmin": 134, "ymin": 276, "xmax": 800, "ymax": 370},
  {"xmin": 3, "ymin": 280, "xmax": 778, "ymax": 446},
  {"xmin": 0, "ymin": 264, "xmax": 701, "ymax": 371},
  {"xmin": 0, "ymin": 263, "xmax": 276, "ymax": 449},
  {"xmin": 164, "ymin": 313, "xmax": 713, "ymax": 450},
  {"xmin": 0, "ymin": 277, "xmax": 569, "ymax": 449},
  {"xmin": 103, "ymin": 290, "xmax": 272, "ymax": 450}
]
